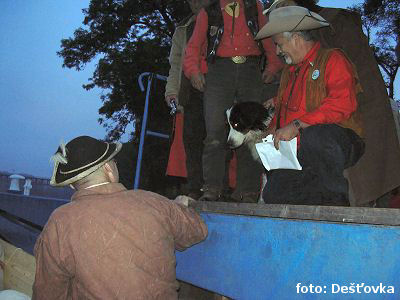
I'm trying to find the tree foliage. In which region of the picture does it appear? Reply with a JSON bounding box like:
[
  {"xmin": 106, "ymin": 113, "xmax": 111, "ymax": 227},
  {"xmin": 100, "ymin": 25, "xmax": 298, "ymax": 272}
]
[
  {"xmin": 58, "ymin": 0, "xmax": 192, "ymax": 140},
  {"xmin": 60, "ymin": 0, "xmax": 400, "ymax": 139},
  {"xmin": 352, "ymin": 0, "xmax": 399, "ymax": 99}
]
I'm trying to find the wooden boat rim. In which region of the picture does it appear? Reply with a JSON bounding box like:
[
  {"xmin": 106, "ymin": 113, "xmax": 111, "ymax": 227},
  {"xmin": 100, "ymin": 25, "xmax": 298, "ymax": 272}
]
[{"xmin": 192, "ymin": 201, "xmax": 400, "ymax": 226}]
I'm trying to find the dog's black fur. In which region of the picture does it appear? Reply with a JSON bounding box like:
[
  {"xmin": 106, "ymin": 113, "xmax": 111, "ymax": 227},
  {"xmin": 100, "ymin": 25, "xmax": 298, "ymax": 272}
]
[{"xmin": 226, "ymin": 101, "xmax": 275, "ymax": 150}]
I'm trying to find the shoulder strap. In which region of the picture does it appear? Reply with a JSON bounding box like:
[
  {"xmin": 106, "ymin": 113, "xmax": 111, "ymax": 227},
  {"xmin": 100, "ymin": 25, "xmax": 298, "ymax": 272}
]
[
  {"xmin": 205, "ymin": 0, "xmax": 224, "ymax": 63},
  {"xmin": 243, "ymin": 0, "xmax": 264, "ymax": 53},
  {"xmin": 205, "ymin": 0, "xmax": 223, "ymax": 27}
]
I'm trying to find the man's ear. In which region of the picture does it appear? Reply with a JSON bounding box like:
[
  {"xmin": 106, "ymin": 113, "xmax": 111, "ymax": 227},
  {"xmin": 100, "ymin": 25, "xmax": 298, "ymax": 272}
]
[
  {"xmin": 291, "ymin": 33, "xmax": 299, "ymax": 45},
  {"xmin": 293, "ymin": 33, "xmax": 304, "ymax": 47},
  {"xmin": 104, "ymin": 162, "xmax": 113, "ymax": 173},
  {"xmin": 103, "ymin": 162, "xmax": 117, "ymax": 183}
]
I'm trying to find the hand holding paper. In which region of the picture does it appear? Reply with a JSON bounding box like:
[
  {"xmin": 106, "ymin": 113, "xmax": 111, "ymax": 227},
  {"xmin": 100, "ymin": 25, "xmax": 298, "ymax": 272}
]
[{"xmin": 255, "ymin": 135, "xmax": 302, "ymax": 171}]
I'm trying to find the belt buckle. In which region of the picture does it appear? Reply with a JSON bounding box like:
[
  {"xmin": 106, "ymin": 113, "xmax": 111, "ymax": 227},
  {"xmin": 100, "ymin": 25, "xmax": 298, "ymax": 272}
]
[{"xmin": 231, "ymin": 56, "xmax": 246, "ymax": 64}]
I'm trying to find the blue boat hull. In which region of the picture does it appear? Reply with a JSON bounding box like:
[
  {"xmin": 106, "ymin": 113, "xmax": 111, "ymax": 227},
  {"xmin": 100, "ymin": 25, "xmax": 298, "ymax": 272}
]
[
  {"xmin": 176, "ymin": 204, "xmax": 400, "ymax": 299},
  {"xmin": 1, "ymin": 192, "xmax": 400, "ymax": 299}
]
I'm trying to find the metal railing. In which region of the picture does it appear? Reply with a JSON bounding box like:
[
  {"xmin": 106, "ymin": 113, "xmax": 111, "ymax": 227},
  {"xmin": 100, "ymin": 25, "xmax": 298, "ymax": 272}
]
[{"xmin": 134, "ymin": 72, "xmax": 169, "ymax": 189}]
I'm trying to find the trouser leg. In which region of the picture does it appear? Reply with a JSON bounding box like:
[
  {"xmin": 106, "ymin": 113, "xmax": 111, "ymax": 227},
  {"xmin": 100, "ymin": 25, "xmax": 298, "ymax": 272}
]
[
  {"xmin": 298, "ymin": 124, "xmax": 363, "ymax": 203},
  {"xmin": 232, "ymin": 60, "xmax": 266, "ymax": 201},
  {"xmin": 263, "ymin": 168, "xmax": 316, "ymax": 204},
  {"xmin": 264, "ymin": 124, "xmax": 364, "ymax": 206},
  {"xmin": 183, "ymin": 87, "xmax": 206, "ymax": 197},
  {"xmin": 202, "ymin": 58, "xmax": 273, "ymax": 201},
  {"xmin": 233, "ymin": 143, "xmax": 264, "ymax": 201},
  {"xmin": 202, "ymin": 60, "xmax": 236, "ymax": 194}
]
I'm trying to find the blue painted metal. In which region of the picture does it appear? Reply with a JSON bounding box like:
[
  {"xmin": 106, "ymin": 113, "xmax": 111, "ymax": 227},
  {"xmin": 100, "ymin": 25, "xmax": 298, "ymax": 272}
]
[
  {"xmin": 0, "ymin": 192, "xmax": 67, "ymax": 254},
  {"xmin": 134, "ymin": 72, "xmax": 168, "ymax": 190},
  {"xmin": 3, "ymin": 190, "xmax": 400, "ymax": 299},
  {"xmin": 0, "ymin": 192, "xmax": 67, "ymax": 227},
  {"xmin": 146, "ymin": 130, "xmax": 169, "ymax": 139},
  {"xmin": 134, "ymin": 73, "xmax": 153, "ymax": 190},
  {"xmin": 138, "ymin": 72, "xmax": 167, "ymax": 92},
  {"xmin": 176, "ymin": 212, "xmax": 400, "ymax": 300}
]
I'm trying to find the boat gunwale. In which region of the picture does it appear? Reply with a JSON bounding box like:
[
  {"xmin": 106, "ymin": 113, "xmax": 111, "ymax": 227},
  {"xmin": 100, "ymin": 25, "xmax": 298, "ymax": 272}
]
[{"xmin": 192, "ymin": 201, "xmax": 400, "ymax": 226}]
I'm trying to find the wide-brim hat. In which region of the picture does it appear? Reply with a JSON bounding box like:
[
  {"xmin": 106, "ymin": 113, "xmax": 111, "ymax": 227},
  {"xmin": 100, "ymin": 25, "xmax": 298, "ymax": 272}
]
[
  {"xmin": 50, "ymin": 136, "xmax": 122, "ymax": 187},
  {"xmin": 263, "ymin": 0, "xmax": 288, "ymax": 15},
  {"xmin": 255, "ymin": 6, "xmax": 329, "ymax": 40}
]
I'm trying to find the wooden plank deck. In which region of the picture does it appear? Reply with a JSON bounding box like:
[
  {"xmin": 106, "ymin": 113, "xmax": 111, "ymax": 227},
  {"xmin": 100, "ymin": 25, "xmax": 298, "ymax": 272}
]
[{"xmin": 0, "ymin": 239, "xmax": 35, "ymax": 297}]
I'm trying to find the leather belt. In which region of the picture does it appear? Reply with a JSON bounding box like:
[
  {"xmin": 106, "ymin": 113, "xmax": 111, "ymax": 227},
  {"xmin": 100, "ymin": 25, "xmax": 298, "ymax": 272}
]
[{"xmin": 216, "ymin": 56, "xmax": 260, "ymax": 64}]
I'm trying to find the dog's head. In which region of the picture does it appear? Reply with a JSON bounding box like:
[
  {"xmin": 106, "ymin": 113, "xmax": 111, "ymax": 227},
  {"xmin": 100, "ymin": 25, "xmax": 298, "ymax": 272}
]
[{"xmin": 226, "ymin": 101, "xmax": 274, "ymax": 149}]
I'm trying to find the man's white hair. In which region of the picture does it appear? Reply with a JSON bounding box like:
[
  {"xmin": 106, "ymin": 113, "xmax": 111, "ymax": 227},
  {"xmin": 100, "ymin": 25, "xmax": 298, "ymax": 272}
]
[{"xmin": 282, "ymin": 31, "xmax": 314, "ymax": 41}]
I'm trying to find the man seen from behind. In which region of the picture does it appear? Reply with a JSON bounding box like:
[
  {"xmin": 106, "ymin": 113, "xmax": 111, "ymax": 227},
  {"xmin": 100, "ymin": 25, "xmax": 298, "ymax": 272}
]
[{"xmin": 32, "ymin": 136, "xmax": 207, "ymax": 299}]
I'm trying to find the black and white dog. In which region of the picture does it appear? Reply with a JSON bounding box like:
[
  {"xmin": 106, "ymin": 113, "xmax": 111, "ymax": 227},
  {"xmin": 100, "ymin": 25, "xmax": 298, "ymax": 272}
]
[{"xmin": 226, "ymin": 101, "xmax": 275, "ymax": 159}]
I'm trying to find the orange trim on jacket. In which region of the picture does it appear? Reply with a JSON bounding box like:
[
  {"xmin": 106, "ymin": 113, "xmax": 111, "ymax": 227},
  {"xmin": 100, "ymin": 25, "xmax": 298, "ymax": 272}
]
[{"xmin": 272, "ymin": 42, "xmax": 359, "ymax": 133}]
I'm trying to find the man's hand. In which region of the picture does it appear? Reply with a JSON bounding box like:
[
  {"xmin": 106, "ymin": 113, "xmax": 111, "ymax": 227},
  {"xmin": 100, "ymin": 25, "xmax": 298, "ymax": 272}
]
[
  {"xmin": 262, "ymin": 69, "xmax": 276, "ymax": 84},
  {"xmin": 165, "ymin": 94, "xmax": 177, "ymax": 105},
  {"xmin": 273, "ymin": 123, "xmax": 299, "ymax": 150},
  {"xmin": 190, "ymin": 73, "xmax": 205, "ymax": 92},
  {"xmin": 174, "ymin": 195, "xmax": 196, "ymax": 207}
]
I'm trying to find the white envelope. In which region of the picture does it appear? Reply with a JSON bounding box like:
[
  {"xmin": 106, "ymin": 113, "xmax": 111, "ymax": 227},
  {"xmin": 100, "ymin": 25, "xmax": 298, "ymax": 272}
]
[{"xmin": 255, "ymin": 135, "xmax": 302, "ymax": 171}]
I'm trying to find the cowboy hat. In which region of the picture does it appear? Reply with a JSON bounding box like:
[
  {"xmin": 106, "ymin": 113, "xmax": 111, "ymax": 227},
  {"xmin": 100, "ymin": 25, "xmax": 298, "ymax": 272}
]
[
  {"xmin": 50, "ymin": 136, "xmax": 122, "ymax": 187},
  {"xmin": 255, "ymin": 6, "xmax": 329, "ymax": 40},
  {"xmin": 263, "ymin": 0, "xmax": 292, "ymax": 15}
]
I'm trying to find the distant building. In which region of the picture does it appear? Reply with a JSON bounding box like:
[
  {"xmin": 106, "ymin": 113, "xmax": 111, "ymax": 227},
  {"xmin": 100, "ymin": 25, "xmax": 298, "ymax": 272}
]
[{"xmin": 0, "ymin": 171, "xmax": 73, "ymax": 200}]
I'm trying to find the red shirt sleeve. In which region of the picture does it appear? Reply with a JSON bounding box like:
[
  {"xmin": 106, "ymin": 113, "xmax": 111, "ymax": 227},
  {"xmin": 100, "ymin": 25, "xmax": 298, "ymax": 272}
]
[
  {"xmin": 183, "ymin": 9, "xmax": 208, "ymax": 79},
  {"xmin": 257, "ymin": 2, "xmax": 283, "ymax": 75},
  {"xmin": 299, "ymin": 51, "xmax": 358, "ymax": 125},
  {"xmin": 269, "ymin": 112, "xmax": 277, "ymax": 129}
]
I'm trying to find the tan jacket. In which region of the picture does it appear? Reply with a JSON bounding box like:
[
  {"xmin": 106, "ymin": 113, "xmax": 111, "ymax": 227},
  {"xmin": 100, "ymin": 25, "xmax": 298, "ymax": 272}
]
[
  {"xmin": 165, "ymin": 15, "xmax": 196, "ymax": 105},
  {"xmin": 33, "ymin": 183, "xmax": 207, "ymax": 300}
]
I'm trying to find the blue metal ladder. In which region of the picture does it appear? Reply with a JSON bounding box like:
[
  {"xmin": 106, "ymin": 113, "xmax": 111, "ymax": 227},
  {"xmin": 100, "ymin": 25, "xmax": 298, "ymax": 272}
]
[{"xmin": 134, "ymin": 72, "xmax": 169, "ymax": 189}]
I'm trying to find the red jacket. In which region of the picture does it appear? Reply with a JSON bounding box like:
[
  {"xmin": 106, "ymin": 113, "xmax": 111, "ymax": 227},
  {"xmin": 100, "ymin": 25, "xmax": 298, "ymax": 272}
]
[
  {"xmin": 272, "ymin": 42, "xmax": 357, "ymax": 129},
  {"xmin": 183, "ymin": 0, "xmax": 282, "ymax": 78}
]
